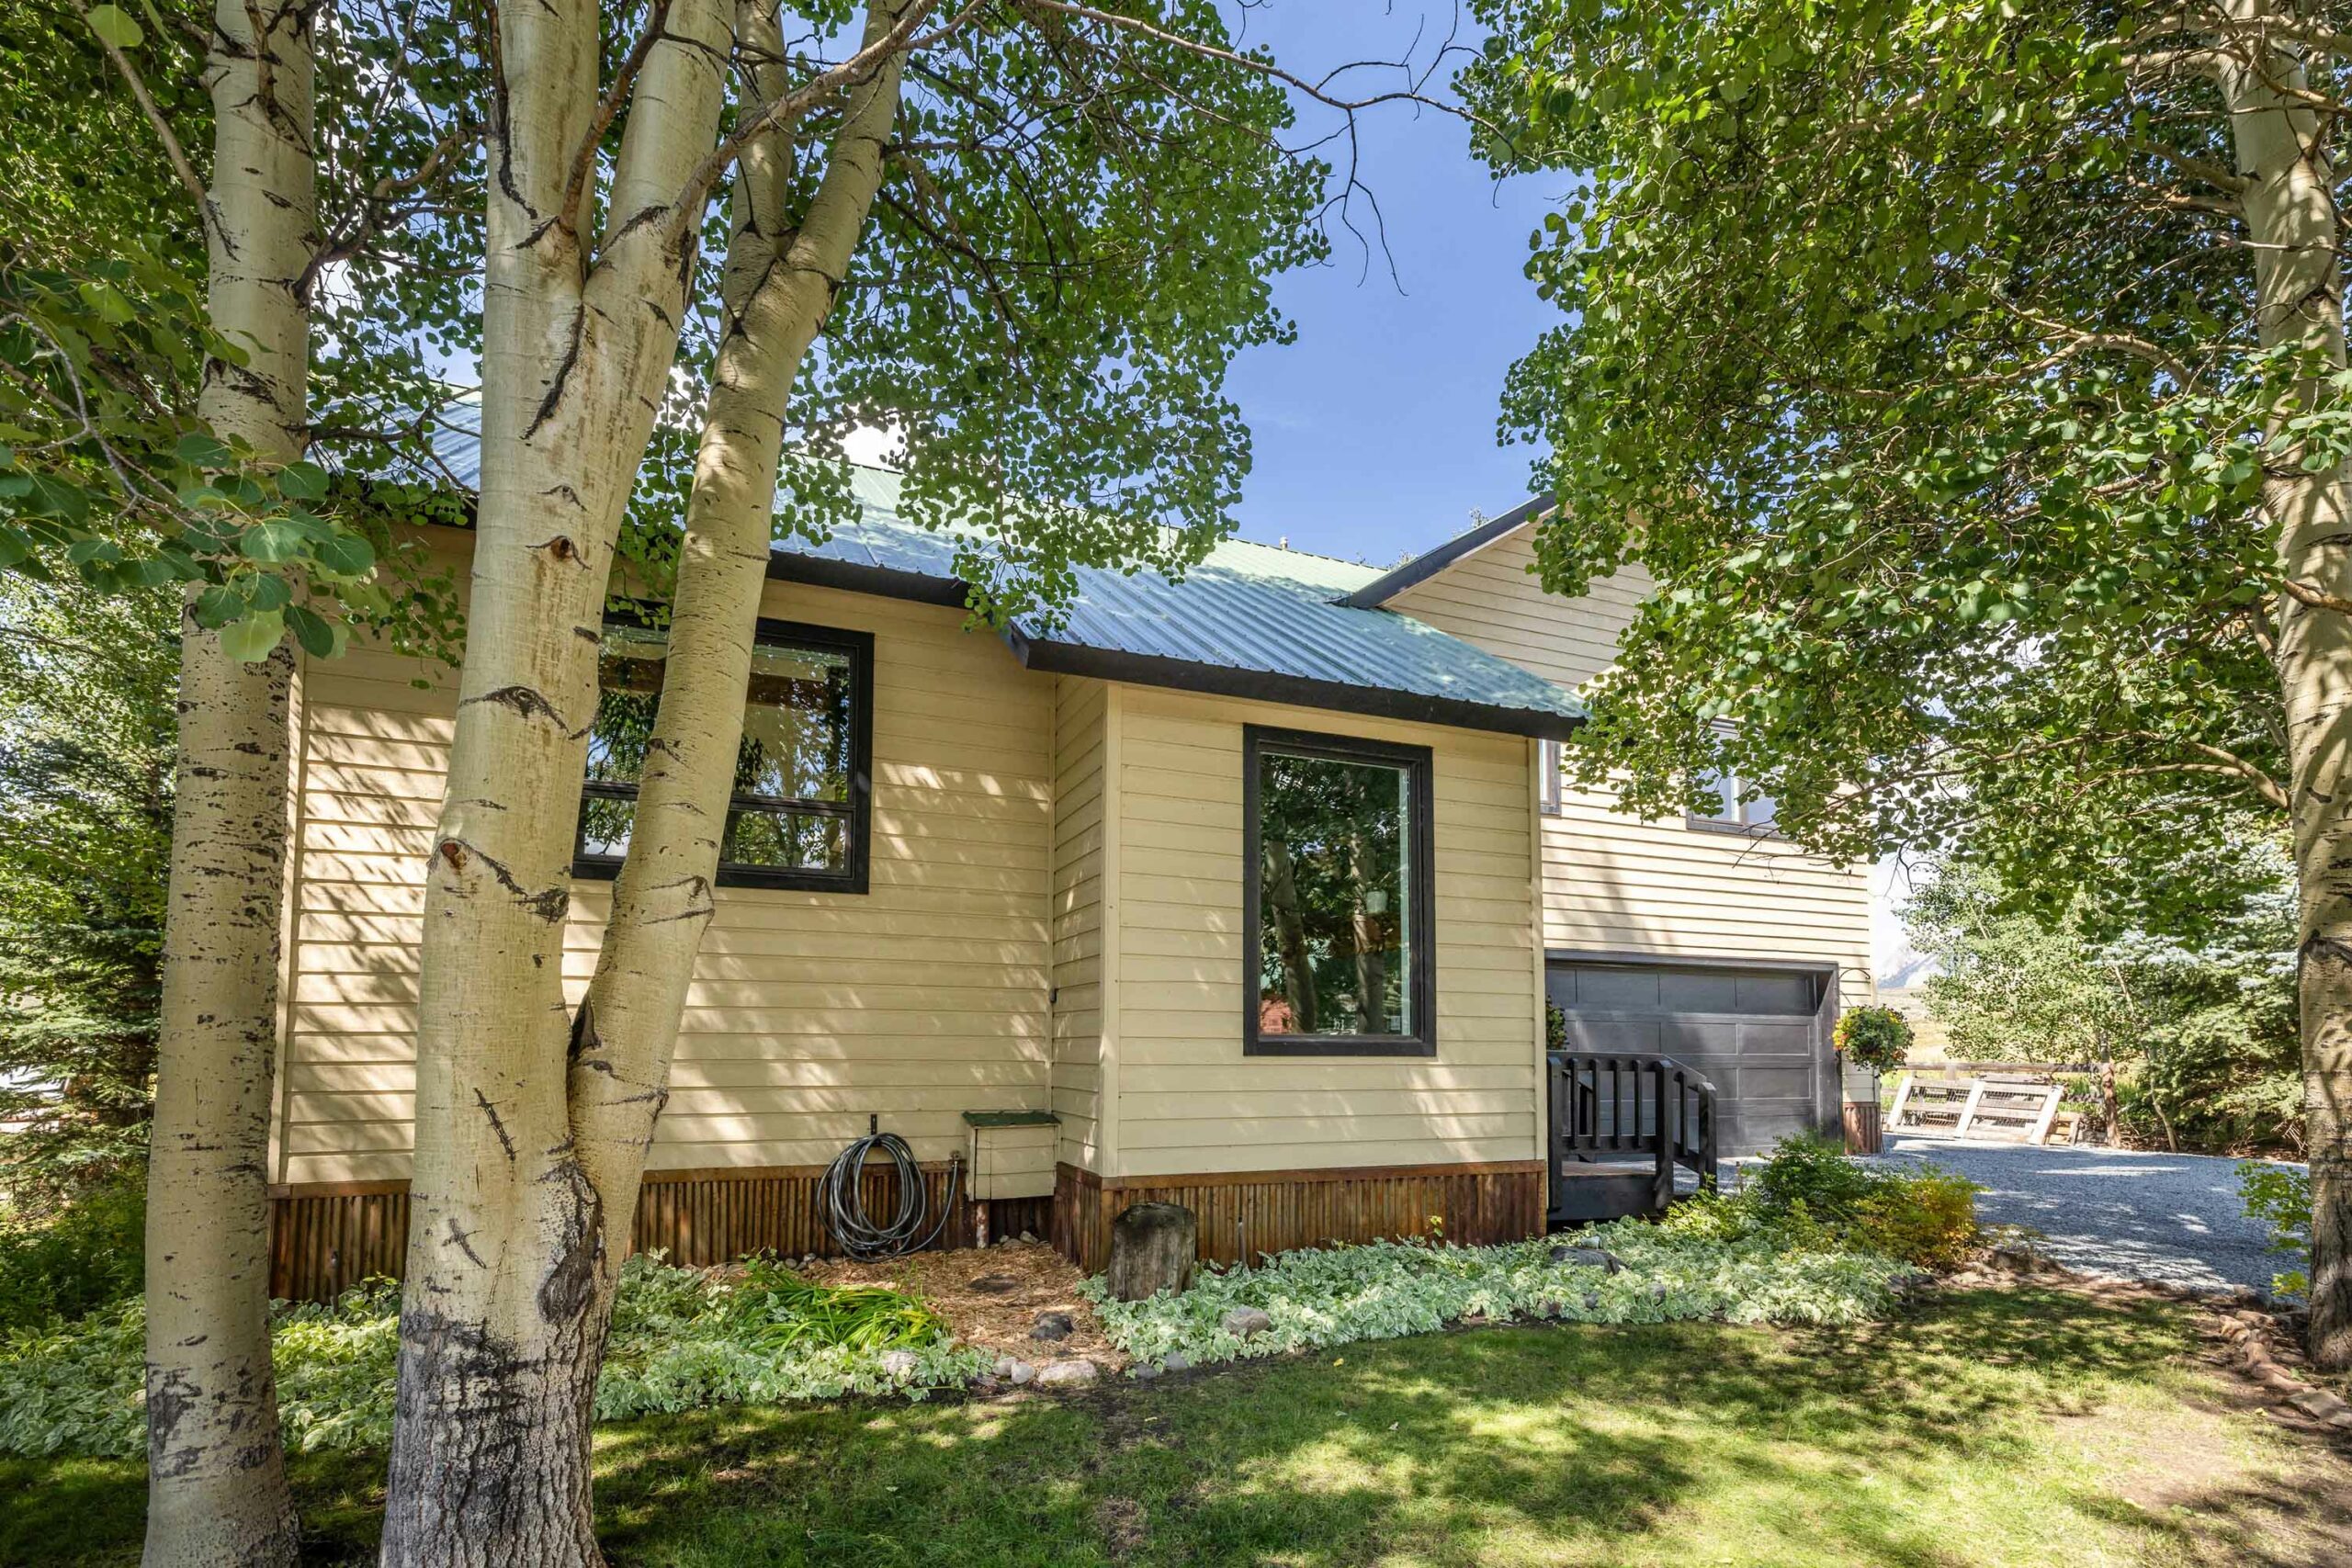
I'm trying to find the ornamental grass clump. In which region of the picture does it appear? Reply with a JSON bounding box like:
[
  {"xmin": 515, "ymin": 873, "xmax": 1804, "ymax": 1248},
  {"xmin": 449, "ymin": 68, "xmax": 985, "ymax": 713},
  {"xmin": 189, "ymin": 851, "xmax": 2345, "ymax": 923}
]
[
  {"xmin": 1083, "ymin": 1224, "xmax": 1916, "ymax": 1371},
  {"xmin": 0, "ymin": 1253, "xmax": 986, "ymax": 1460}
]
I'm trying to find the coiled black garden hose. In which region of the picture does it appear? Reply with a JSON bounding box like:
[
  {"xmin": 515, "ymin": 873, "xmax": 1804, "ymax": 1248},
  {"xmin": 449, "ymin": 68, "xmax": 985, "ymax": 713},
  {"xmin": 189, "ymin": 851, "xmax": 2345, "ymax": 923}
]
[{"xmin": 819, "ymin": 1122, "xmax": 961, "ymax": 1260}]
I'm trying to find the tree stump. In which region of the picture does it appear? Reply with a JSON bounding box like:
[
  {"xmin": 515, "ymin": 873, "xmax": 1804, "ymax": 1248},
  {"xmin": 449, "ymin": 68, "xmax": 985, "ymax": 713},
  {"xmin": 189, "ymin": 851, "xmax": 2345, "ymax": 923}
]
[{"xmin": 1105, "ymin": 1201, "xmax": 1197, "ymax": 1302}]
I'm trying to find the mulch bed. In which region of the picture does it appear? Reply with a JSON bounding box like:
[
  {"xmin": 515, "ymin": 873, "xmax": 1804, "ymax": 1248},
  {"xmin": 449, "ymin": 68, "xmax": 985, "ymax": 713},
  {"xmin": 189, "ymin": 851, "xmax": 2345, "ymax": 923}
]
[{"xmin": 797, "ymin": 1239, "xmax": 1129, "ymax": 1372}]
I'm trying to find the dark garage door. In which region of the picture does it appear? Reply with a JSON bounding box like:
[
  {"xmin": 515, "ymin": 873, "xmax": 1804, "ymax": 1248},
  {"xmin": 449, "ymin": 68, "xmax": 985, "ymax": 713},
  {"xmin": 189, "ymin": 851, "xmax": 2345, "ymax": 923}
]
[{"xmin": 1545, "ymin": 957, "xmax": 1836, "ymax": 1157}]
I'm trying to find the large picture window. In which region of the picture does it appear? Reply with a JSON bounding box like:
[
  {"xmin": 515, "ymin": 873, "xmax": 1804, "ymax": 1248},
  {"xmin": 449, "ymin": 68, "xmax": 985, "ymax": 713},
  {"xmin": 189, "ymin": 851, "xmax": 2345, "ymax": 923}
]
[
  {"xmin": 1243, "ymin": 726, "xmax": 1436, "ymax": 1056},
  {"xmin": 575, "ymin": 617, "xmax": 873, "ymax": 891}
]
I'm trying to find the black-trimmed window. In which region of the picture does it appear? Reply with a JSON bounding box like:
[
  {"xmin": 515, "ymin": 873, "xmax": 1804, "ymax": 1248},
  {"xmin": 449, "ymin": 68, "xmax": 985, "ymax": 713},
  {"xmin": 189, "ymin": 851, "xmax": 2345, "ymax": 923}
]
[
  {"xmin": 1243, "ymin": 725, "xmax": 1436, "ymax": 1057},
  {"xmin": 574, "ymin": 617, "xmax": 873, "ymax": 891}
]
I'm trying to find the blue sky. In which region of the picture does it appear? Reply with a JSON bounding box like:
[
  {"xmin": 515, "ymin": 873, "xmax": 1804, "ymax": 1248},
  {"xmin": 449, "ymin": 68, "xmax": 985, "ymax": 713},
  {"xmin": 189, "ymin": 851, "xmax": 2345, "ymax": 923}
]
[{"xmin": 1213, "ymin": 6, "xmax": 1573, "ymax": 567}]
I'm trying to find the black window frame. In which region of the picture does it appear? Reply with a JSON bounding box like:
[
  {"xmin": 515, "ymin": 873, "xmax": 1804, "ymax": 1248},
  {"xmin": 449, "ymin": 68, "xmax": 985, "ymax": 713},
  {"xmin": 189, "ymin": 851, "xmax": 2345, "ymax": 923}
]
[
  {"xmin": 1241, "ymin": 724, "xmax": 1437, "ymax": 1058},
  {"xmin": 572, "ymin": 614, "xmax": 875, "ymax": 894}
]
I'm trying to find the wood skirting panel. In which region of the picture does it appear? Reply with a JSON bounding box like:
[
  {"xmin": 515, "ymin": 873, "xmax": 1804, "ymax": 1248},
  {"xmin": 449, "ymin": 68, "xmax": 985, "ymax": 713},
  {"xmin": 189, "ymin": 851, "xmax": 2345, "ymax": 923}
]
[
  {"xmin": 268, "ymin": 1168, "xmax": 1052, "ymax": 1303},
  {"xmin": 1052, "ymin": 1159, "xmax": 1546, "ymax": 1274}
]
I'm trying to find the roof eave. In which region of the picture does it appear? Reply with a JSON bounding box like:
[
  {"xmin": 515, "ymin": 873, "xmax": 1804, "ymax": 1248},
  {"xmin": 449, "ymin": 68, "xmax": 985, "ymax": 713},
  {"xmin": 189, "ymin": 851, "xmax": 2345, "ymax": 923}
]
[
  {"xmin": 1004, "ymin": 627, "xmax": 1585, "ymax": 741},
  {"xmin": 1339, "ymin": 492, "xmax": 1555, "ymax": 610},
  {"xmin": 764, "ymin": 546, "xmax": 969, "ymax": 608}
]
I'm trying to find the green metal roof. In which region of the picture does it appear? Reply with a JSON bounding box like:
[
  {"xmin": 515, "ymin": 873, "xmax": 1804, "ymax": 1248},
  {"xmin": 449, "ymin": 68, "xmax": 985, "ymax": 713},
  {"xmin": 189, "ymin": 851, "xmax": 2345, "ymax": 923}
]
[
  {"xmin": 417, "ymin": 418, "xmax": 1583, "ymax": 739},
  {"xmin": 772, "ymin": 469, "xmax": 1584, "ymax": 739}
]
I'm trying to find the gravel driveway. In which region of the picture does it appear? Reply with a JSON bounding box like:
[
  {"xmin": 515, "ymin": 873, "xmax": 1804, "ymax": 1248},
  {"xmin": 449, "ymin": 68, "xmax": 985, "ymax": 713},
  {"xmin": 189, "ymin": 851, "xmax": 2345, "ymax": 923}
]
[{"xmin": 1860, "ymin": 1135, "xmax": 2298, "ymax": 1295}]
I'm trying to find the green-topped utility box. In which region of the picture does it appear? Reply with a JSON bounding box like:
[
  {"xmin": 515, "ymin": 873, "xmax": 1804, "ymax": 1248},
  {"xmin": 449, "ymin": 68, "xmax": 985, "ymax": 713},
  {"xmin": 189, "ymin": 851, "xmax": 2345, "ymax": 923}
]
[{"xmin": 962, "ymin": 1109, "xmax": 1058, "ymax": 1201}]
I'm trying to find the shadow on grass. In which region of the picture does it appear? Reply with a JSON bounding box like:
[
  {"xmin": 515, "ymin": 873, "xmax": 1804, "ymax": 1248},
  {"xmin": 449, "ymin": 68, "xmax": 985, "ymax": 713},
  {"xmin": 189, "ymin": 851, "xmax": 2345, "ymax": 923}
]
[{"xmin": 6, "ymin": 1288, "xmax": 2340, "ymax": 1568}]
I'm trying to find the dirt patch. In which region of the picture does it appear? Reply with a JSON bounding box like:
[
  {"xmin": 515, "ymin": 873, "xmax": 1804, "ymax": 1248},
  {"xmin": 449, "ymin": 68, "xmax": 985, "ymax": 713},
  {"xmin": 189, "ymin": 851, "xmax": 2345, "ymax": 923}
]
[
  {"xmin": 796, "ymin": 1240, "xmax": 1129, "ymax": 1372},
  {"xmin": 1092, "ymin": 1496, "xmax": 1148, "ymax": 1560}
]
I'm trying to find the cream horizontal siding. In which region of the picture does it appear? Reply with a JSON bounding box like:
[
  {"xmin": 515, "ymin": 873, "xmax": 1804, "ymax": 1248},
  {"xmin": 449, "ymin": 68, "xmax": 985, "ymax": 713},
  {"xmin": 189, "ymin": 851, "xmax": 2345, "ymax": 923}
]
[
  {"xmin": 276, "ymin": 553, "xmax": 1057, "ymax": 1186},
  {"xmin": 1389, "ymin": 522, "xmax": 1875, "ymax": 997},
  {"xmin": 1048, "ymin": 675, "xmax": 1109, "ymax": 1171},
  {"xmin": 1111, "ymin": 686, "xmax": 1541, "ymax": 1179},
  {"xmin": 1388, "ymin": 523, "xmax": 1651, "ymax": 690}
]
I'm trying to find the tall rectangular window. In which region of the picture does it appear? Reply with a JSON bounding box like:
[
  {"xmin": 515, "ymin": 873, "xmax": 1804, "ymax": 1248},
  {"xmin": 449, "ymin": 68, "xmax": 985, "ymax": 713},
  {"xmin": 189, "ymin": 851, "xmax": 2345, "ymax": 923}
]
[
  {"xmin": 575, "ymin": 617, "xmax": 873, "ymax": 891},
  {"xmin": 1243, "ymin": 726, "xmax": 1436, "ymax": 1056},
  {"xmin": 1539, "ymin": 738, "xmax": 1564, "ymax": 815}
]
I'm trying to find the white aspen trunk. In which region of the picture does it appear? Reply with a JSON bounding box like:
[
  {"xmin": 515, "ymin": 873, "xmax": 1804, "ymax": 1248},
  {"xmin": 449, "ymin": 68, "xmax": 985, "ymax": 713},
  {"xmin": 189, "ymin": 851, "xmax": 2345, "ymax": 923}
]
[
  {"xmin": 142, "ymin": 4, "xmax": 315, "ymax": 1562},
  {"xmin": 2219, "ymin": 6, "xmax": 2352, "ymax": 1364},
  {"xmin": 571, "ymin": 0, "xmax": 915, "ymax": 1284},
  {"xmin": 379, "ymin": 2, "xmax": 732, "ymax": 1561}
]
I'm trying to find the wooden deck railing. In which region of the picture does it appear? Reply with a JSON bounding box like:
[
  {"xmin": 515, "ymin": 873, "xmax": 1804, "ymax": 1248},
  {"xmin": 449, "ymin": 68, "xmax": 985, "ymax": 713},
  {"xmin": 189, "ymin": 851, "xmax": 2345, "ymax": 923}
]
[{"xmin": 1547, "ymin": 1051, "xmax": 1721, "ymax": 1219}]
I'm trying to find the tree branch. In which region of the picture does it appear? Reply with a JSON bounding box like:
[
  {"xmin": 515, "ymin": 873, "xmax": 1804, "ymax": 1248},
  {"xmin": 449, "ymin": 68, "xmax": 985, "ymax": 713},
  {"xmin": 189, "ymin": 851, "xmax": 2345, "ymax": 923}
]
[{"xmin": 80, "ymin": 2, "xmax": 208, "ymax": 212}]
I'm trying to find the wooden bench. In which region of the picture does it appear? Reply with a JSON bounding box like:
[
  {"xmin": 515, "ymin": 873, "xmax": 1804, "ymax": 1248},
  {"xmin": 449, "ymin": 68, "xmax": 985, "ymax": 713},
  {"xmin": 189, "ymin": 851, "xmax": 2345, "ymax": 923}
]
[{"xmin": 1888, "ymin": 1072, "xmax": 2068, "ymax": 1145}]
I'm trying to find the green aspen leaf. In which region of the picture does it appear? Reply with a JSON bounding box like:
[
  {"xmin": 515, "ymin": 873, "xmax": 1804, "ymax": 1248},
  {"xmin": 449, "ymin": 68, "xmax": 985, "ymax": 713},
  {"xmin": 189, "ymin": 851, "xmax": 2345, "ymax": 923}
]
[
  {"xmin": 0, "ymin": 525, "xmax": 30, "ymax": 570},
  {"xmin": 311, "ymin": 531, "xmax": 376, "ymax": 578},
  {"xmin": 219, "ymin": 609, "xmax": 284, "ymax": 662},
  {"xmin": 239, "ymin": 518, "xmax": 306, "ymax": 562},
  {"xmin": 175, "ymin": 432, "xmax": 233, "ymax": 469},
  {"xmin": 277, "ymin": 461, "xmax": 330, "ymax": 501},
  {"xmin": 286, "ymin": 603, "xmax": 336, "ymax": 658},
  {"xmin": 85, "ymin": 5, "xmax": 143, "ymax": 49},
  {"xmin": 26, "ymin": 473, "xmax": 88, "ymax": 522},
  {"xmin": 194, "ymin": 581, "xmax": 246, "ymax": 627},
  {"xmin": 245, "ymin": 571, "xmax": 292, "ymax": 610}
]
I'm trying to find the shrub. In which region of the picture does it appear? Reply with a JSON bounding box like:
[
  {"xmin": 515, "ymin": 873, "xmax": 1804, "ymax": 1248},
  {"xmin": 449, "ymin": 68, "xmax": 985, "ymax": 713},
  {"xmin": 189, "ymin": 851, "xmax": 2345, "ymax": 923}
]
[
  {"xmin": 1735, "ymin": 1134, "xmax": 1981, "ymax": 1270},
  {"xmin": 0, "ymin": 1178, "xmax": 144, "ymax": 1332},
  {"xmin": 1831, "ymin": 1004, "xmax": 1913, "ymax": 1076},
  {"xmin": 1854, "ymin": 1172, "xmax": 1981, "ymax": 1271},
  {"xmin": 2236, "ymin": 1159, "xmax": 2310, "ymax": 1299},
  {"xmin": 1748, "ymin": 1133, "xmax": 1882, "ymax": 1217},
  {"xmin": 0, "ymin": 1252, "xmax": 989, "ymax": 1460}
]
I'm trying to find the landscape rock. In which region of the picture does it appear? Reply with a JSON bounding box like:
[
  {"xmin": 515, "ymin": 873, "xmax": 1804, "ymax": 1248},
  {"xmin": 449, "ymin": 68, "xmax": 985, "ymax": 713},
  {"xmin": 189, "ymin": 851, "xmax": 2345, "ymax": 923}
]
[
  {"xmin": 2290, "ymin": 1389, "xmax": 2352, "ymax": 1423},
  {"xmin": 1019, "ymin": 1230, "xmax": 1039, "ymax": 1244},
  {"xmin": 1128, "ymin": 1363, "xmax": 1161, "ymax": 1381},
  {"xmin": 878, "ymin": 1350, "xmax": 920, "ymax": 1380},
  {"xmin": 1162, "ymin": 1352, "xmax": 1193, "ymax": 1372},
  {"xmin": 967, "ymin": 1274, "xmax": 1022, "ymax": 1295},
  {"xmin": 1037, "ymin": 1359, "xmax": 1100, "ymax": 1389},
  {"xmin": 1549, "ymin": 1246, "xmax": 1626, "ymax": 1274},
  {"xmin": 1221, "ymin": 1306, "xmax": 1274, "ymax": 1339},
  {"xmin": 1031, "ymin": 1311, "xmax": 1076, "ymax": 1342},
  {"xmin": 1004, "ymin": 1359, "xmax": 1037, "ymax": 1386}
]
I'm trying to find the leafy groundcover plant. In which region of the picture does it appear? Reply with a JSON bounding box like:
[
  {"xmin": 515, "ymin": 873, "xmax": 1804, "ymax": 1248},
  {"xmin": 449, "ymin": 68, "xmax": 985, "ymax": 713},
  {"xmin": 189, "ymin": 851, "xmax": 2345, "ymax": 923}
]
[
  {"xmin": 0, "ymin": 1253, "xmax": 986, "ymax": 1460},
  {"xmin": 1086, "ymin": 1136, "xmax": 1978, "ymax": 1371},
  {"xmin": 1086, "ymin": 1222, "xmax": 1917, "ymax": 1372}
]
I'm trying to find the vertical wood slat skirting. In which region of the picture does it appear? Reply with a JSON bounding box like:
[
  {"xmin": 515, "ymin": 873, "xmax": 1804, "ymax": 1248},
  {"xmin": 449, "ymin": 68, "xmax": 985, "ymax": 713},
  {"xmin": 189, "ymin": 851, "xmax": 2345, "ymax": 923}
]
[
  {"xmin": 1051, "ymin": 1159, "xmax": 1547, "ymax": 1274},
  {"xmin": 266, "ymin": 1168, "xmax": 1053, "ymax": 1303},
  {"xmin": 272, "ymin": 1159, "xmax": 1545, "ymax": 1299}
]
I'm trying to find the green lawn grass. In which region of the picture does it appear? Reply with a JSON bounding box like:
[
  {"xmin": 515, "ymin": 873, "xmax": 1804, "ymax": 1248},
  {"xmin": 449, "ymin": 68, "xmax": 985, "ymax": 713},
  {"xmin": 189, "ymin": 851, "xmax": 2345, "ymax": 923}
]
[{"xmin": 5, "ymin": 1286, "xmax": 2346, "ymax": 1567}]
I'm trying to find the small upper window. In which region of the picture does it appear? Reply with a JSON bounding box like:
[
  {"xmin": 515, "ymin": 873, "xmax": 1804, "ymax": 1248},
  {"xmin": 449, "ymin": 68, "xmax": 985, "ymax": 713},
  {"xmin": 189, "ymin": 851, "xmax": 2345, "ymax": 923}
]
[
  {"xmin": 1690, "ymin": 771, "xmax": 1778, "ymax": 835},
  {"xmin": 1539, "ymin": 739, "xmax": 1564, "ymax": 816},
  {"xmin": 575, "ymin": 617, "xmax": 873, "ymax": 891},
  {"xmin": 1244, "ymin": 726, "xmax": 1435, "ymax": 1056}
]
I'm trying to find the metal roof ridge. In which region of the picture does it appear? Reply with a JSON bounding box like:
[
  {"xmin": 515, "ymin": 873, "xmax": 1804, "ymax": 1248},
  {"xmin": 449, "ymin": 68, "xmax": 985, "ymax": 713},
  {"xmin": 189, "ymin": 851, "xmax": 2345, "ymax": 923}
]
[{"xmin": 1336, "ymin": 493, "xmax": 1555, "ymax": 609}]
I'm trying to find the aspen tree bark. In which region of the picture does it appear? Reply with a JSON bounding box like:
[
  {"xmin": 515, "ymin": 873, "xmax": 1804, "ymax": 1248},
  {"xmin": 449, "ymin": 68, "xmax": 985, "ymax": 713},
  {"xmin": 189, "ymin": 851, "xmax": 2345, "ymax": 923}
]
[
  {"xmin": 379, "ymin": 2, "xmax": 733, "ymax": 1560},
  {"xmin": 1261, "ymin": 840, "xmax": 1316, "ymax": 1031},
  {"xmin": 571, "ymin": 0, "xmax": 915, "ymax": 1281},
  {"xmin": 2216, "ymin": 4, "xmax": 2352, "ymax": 1367},
  {"xmin": 143, "ymin": 3, "xmax": 315, "ymax": 1562}
]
